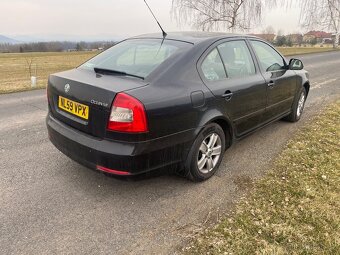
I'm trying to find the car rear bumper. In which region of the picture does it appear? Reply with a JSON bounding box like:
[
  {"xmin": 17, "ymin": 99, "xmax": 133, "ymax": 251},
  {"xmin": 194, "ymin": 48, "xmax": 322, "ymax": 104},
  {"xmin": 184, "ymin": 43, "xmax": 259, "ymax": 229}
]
[{"xmin": 46, "ymin": 113, "xmax": 195, "ymax": 175}]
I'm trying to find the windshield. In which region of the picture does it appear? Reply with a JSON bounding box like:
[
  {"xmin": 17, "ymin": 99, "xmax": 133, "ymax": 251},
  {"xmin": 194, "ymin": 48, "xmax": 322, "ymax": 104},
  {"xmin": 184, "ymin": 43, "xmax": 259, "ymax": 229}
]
[{"xmin": 79, "ymin": 39, "xmax": 192, "ymax": 78}]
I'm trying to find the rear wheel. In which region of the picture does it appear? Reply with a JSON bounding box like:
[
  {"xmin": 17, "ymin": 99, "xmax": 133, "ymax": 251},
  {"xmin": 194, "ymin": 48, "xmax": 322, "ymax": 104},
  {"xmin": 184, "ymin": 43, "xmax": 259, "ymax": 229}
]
[
  {"xmin": 284, "ymin": 87, "xmax": 306, "ymax": 122},
  {"xmin": 185, "ymin": 123, "xmax": 226, "ymax": 182}
]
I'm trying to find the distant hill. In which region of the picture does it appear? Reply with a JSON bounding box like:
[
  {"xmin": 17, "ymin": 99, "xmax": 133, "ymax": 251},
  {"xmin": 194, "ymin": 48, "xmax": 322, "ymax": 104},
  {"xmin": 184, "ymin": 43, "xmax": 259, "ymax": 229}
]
[
  {"xmin": 11, "ymin": 35, "xmax": 42, "ymax": 43},
  {"xmin": 1, "ymin": 34, "xmax": 123, "ymax": 43},
  {"xmin": 0, "ymin": 35, "xmax": 20, "ymax": 44}
]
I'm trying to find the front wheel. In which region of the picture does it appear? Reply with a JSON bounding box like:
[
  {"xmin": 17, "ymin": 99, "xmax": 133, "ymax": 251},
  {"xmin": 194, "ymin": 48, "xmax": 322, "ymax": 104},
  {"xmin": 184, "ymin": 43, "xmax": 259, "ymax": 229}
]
[
  {"xmin": 284, "ymin": 87, "xmax": 307, "ymax": 122},
  {"xmin": 185, "ymin": 123, "xmax": 226, "ymax": 182}
]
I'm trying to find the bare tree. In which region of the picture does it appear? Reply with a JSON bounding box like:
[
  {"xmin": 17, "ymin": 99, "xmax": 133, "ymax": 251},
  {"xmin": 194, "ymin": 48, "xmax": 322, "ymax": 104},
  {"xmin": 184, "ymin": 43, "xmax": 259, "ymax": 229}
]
[
  {"xmin": 262, "ymin": 26, "xmax": 275, "ymax": 35},
  {"xmin": 277, "ymin": 29, "xmax": 284, "ymax": 37},
  {"xmin": 294, "ymin": 0, "xmax": 340, "ymax": 48},
  {"xmin": 171, "ymin": 0, "xmax": 275, "ymax": 32},
  {"xmin": 25, "ymin": 58, "xmax": 34, "ymax": 78},
  {"xmin": 171, "ymin": 0, "xmax": 339, "ymax": 47}
]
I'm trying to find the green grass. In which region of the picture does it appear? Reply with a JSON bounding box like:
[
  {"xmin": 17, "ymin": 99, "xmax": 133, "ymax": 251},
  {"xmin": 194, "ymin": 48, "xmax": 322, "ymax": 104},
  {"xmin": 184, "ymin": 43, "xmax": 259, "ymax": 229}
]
[
  {"xmin": 0, "ymin": 47, "xmax": 339, "ymax": 94},
  {"xmin": 184, "ymin": 101, "xmax": 340, "ymax": 255}
]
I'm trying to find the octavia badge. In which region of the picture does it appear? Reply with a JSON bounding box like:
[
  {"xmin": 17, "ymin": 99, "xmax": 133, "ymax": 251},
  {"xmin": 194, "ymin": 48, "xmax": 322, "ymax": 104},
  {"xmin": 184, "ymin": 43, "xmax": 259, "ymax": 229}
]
[{"xmin": 64, "ymin": 84, "xmax": 70, "ymax": 93}]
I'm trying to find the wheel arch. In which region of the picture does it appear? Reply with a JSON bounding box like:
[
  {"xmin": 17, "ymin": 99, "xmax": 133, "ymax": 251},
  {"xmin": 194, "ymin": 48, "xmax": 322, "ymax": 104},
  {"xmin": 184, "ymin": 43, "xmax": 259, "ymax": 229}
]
[
  {"xmin": 195, "ymin": 109, "xmax": 235, "ymax": 150},
  {"xmin": 209, "ymin": 118, "xmax": 233, "ymax": 149}
]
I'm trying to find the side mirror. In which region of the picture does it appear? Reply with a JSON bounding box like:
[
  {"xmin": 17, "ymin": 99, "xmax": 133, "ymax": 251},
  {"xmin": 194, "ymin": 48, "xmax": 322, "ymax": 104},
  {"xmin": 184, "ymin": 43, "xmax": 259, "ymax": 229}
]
[{"xmin": 289, "ymin": 58, "xmax": 304, "ymax": 70}]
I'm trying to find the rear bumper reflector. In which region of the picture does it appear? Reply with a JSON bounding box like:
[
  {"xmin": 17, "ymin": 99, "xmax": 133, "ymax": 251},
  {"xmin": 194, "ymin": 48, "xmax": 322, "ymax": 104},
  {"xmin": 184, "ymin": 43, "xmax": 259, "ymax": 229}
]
[{"xmin": 96, "ymin": 165, "xmax": 131, "ymax": 176}]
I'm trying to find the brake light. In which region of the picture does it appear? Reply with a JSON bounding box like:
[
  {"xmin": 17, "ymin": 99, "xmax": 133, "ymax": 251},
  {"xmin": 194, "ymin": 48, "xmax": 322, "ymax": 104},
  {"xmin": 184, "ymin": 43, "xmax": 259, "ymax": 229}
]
[{"xmin": 107, "ymin": 93, "xmax": 148, "ymax": 133}]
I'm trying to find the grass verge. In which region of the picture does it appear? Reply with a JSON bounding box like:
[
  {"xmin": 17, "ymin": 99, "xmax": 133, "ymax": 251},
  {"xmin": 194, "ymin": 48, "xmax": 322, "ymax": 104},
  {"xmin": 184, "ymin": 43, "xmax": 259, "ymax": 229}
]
[
  {"xmin": 277, "ymin": 47, "xmax": 339, "ymax": 56},
  {"xmin": 184, "ymin": 100, "xmax": 340, "ymax": 255}
]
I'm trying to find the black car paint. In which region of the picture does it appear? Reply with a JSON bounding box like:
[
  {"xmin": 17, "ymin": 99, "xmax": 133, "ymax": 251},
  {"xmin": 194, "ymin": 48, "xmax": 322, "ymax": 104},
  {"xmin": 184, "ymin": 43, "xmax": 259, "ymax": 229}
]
[{"xmin": 47, "ymin": 32, "xmax": 309, "ymax": 175}]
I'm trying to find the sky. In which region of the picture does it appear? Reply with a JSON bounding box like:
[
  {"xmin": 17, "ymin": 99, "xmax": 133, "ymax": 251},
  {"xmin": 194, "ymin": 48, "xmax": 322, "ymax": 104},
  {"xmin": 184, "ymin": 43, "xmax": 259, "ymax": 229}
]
[{"xmin": 0, "ymin": 0, "xmax": 303, "ymax": 41}]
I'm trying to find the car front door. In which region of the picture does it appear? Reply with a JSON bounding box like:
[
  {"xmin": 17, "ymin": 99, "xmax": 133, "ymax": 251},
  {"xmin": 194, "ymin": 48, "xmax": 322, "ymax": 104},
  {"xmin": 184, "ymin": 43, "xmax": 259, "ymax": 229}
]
[
  {"xmin": 199, "ymin": 39, "xmax": 267, "ymax": 136},
  {"xmin": 249, "ymin": 40, "xmax": 297, "ymax": 121}
]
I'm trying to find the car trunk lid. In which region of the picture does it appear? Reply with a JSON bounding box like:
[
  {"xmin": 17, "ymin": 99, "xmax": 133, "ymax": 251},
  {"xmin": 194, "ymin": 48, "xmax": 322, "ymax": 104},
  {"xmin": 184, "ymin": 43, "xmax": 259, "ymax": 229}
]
[{"xmin": 47, "ymin": 68, "xmax": 148, "ymax": 138}]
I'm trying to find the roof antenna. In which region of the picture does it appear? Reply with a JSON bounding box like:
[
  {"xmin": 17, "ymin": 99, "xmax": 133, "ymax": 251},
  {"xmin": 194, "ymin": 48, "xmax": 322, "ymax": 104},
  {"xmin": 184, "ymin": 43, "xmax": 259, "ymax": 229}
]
[{"xmin": 143, "ymin": 0, "xmax": 167, "ymax": 38}]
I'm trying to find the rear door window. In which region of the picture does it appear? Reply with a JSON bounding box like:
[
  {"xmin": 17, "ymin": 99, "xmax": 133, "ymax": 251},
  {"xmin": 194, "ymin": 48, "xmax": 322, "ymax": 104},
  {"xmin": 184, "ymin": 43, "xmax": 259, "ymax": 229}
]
[{"xmin": 217, "ymin": 40, "xmax": 256, "ymax": 78}]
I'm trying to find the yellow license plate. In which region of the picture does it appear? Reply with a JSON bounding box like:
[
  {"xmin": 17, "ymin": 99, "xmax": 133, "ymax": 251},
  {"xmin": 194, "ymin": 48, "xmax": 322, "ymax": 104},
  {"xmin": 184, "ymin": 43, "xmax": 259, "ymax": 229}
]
[{"xmin": 58, "ymin": 96, "xmax": 89, "ymax": 120}]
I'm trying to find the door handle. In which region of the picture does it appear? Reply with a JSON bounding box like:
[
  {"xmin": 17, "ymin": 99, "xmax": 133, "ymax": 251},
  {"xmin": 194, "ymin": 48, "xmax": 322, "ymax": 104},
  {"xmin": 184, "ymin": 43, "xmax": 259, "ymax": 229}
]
[
  {"xmin": 268, "ymin": 81, "xmax": 275, "ymax": 88},
  {"xmin": 222, "ymin": 90, "xmax": 233, "ymax": 101}
]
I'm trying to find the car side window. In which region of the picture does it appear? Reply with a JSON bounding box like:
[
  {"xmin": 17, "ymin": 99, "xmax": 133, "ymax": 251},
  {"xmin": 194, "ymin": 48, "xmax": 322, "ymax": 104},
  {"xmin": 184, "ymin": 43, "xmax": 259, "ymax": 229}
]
[
  {"xmin": 201, "ymin": 48, "xmax": 227, "ymax": 81},
  {"xmin": 250, "ymin": 40, "xmax": 286, "ymax": 72},
  {"xmin": 217, "ymin": 40, "xmax": 256, "ymax": 78}
]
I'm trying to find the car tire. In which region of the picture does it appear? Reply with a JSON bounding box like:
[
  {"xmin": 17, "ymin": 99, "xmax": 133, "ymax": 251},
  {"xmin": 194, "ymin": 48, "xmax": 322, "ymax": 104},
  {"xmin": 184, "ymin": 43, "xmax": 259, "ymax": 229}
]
[
  {"xmin": 185, "ymin": 123, "xmax": 226, "ymax": 182},
  {"xmin": 284, "ymin": 87, "xmax": 307, "ymax": 122}
]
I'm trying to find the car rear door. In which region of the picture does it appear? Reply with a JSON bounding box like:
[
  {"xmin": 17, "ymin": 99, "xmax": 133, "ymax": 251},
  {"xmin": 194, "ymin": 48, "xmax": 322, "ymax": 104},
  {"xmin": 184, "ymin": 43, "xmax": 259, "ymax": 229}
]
[
  {"xmin": 199, "ymin": 39, "xmax": 267, "ymax": 136},
  {"xmin": 248, "ymin": 40, "xmax": 296, "ymax": 121}
]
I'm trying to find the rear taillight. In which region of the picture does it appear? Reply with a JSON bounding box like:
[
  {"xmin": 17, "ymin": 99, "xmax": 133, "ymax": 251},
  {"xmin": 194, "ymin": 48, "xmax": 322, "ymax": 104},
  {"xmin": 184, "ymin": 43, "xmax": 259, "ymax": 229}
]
[
  {"xmin": 107, "ymin": 93, "xmax": 148, "ymax": 133},
  {"xmin": 97, "ymin": 165, "xmax": 131, "ymax": 176}
]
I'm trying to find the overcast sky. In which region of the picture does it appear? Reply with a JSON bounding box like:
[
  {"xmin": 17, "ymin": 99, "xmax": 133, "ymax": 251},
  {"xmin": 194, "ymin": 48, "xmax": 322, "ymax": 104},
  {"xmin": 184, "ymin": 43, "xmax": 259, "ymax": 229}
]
[{"xmin": 0, "ymin": 0, "xmax": 303, "ymax": 40}]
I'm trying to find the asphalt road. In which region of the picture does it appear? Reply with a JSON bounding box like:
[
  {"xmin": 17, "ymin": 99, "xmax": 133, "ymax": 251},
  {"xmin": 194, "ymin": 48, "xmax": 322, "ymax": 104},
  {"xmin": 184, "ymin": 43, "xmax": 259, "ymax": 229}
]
[{"xmin": 1, "ymin": 51, "xmax": 339, "ymax": 255}]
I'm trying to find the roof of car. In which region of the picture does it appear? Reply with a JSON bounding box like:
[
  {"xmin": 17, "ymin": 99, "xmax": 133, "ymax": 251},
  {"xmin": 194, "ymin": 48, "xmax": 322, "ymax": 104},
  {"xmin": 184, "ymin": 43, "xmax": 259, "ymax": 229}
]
[{"xmin": 131, "ymin": 31, "xmax": 255, "ymax": 44}]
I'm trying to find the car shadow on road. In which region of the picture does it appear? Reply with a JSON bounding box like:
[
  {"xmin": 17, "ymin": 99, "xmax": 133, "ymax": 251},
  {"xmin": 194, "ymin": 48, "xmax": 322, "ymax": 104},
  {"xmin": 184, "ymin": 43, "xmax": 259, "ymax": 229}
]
[{"xmin": 58, "ymin": 118, "xmax": 299, "ymax": 198}]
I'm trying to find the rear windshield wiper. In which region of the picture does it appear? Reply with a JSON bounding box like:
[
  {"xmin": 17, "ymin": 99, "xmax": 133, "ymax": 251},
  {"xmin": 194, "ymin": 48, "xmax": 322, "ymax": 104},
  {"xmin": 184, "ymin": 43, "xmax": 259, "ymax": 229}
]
[{"xmin": 93, "ymin": 67, "xmax": 144, "ymax": 80}]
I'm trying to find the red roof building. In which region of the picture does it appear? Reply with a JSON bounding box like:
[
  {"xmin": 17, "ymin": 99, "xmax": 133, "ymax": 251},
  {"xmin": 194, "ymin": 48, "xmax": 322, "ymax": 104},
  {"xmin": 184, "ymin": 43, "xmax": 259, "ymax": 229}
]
[{"xmin": 303, "ymin": 31, "xmax": 333, "ymax": 43}]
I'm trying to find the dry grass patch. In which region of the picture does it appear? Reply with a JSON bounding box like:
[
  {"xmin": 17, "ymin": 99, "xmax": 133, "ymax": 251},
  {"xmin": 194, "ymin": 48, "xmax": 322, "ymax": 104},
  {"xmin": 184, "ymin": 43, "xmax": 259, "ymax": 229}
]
[
  {"xmin": 0, "ymin": 51, "xmax": 97, "ymax": 93},
  {"xmin": 185, "ymin": 101, "xmax": 340, "ymax": 255},
  {"xmin": 277, "ymin": 47, "xmax": 339, "ymax": 56}
]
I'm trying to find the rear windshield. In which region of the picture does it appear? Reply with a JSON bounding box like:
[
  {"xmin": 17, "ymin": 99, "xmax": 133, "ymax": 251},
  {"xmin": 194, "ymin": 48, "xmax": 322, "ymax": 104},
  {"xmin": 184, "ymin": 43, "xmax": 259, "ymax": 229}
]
[{"xmin": 79, "ymin": 39, "xmax": 192, "ymax": 78}]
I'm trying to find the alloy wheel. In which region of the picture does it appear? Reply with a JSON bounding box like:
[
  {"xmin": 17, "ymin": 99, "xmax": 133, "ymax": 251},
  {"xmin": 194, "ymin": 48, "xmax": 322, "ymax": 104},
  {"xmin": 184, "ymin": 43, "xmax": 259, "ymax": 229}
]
[
  {"xmin": 297, "ymin": 91, "xmax": 306, "ymax": 117},
  {"xmin": 197, "ymin": 133, "xmax": 222, "ymax": 174}
]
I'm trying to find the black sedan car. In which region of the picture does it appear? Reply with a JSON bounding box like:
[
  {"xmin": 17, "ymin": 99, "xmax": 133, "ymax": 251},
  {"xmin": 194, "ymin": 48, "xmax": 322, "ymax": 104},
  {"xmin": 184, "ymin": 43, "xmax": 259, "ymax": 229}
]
[{"xmin": 46, "ymin": 32, "xmax": 309, "ymax": 181}]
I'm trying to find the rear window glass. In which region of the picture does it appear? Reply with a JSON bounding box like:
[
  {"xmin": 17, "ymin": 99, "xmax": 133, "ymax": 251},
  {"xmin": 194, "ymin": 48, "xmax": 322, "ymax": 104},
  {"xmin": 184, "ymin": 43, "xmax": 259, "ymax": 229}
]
[{"xmin": 79, "ymin": 39, "xmax": 191, "ymax": 78}]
